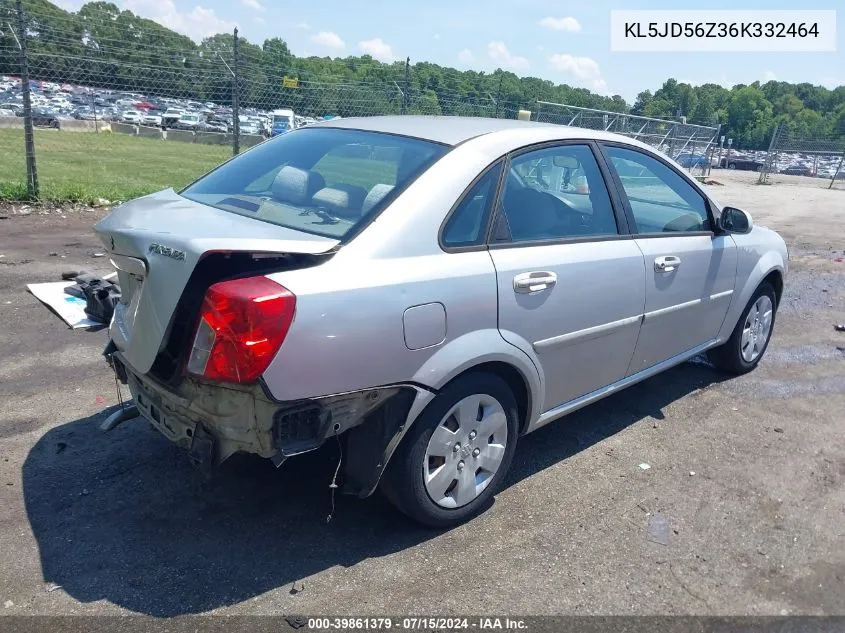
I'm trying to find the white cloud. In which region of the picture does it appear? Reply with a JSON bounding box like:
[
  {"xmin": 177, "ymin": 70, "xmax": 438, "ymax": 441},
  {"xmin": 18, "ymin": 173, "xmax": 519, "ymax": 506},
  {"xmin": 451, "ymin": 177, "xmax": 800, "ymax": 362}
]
[
  {"xmin": 240, "ymin": 0, "xmax": 264, "ymax": 11},
  {"xmin": 539, "ymin": 16, "xmax": 582, "ymax": 32},
  {"xmin": 433, "ymin": 33, "xmax": 441, "ymax": 40},
  {"xmin": 763, "ymin": 70, "xmax": 778, "ymax": 82},
  {"xmin": 254, "ymin": 16, "xmax": 265, "ymax": 25},
  {"xmin": 359, "ymin": 37, "xmax": 395, "ymax": 62},
  {"xmin": 487, "ymin": 41, "xmax": 529, "ymax": 70},
  {"xmin": 311, "ymin": 31, "xmax": 345, "ymax": 50},
  {"xmin": 293, "ymin": 22, "xmax": 311, "ymax": 30},
  {"xmin": 122, "ymin": 0, "xmax": 236, "ymax": 41},
  {"xmin": 458, "ymin": 48, "xmax": 474, "ymax": 64},
  {"xmin": 548, "ymin": 54, "xmax": 608, "ymax": 94}
]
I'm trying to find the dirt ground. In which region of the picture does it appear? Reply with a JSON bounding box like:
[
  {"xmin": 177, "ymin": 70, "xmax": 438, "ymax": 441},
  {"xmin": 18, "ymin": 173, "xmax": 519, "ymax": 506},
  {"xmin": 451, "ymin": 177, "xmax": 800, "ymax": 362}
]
[{"xmin": 0, "ymin": 170, "xmax": 843, "ymax": 617}]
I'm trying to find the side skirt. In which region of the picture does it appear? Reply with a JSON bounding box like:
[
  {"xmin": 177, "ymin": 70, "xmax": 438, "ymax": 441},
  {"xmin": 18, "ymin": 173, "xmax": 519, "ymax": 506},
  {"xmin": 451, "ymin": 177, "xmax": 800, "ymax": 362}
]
[{"xmin": 529, "ymin": 339, "xmax": 719, "ymax": 433}]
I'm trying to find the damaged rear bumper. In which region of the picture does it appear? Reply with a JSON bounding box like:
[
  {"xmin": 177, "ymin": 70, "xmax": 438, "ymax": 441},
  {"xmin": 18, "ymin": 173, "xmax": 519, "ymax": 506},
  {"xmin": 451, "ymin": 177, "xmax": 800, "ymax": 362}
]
[{"xmin": 110, "ymin": 352, "xmax": 434, "ymax": 495}]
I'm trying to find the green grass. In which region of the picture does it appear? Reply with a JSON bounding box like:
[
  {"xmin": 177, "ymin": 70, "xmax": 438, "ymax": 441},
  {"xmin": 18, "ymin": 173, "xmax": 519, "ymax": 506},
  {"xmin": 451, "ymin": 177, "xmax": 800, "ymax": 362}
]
[{"xmin": 0, "ymin": 129, "xmax": 231, "ymax": 204}]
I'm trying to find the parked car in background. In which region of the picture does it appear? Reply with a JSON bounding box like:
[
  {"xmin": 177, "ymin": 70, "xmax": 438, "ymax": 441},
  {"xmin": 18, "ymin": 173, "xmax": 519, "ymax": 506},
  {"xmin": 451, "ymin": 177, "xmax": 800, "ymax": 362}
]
[
  {"xmin": 675, "ymin": 153, "xmax": 709, "ymax": 169},
  {"xmin": 74, "ymin": 108, "xmax": 102, "ymax": 121},
  {"xmin": 95, "ymin": 117, "xmax": 788, "ymax": 527},
  {"xmin": 31, "ymin": 109, "xmax": 60, "ymax": 128},
  {"xmin": 779, "ymin": 165, "xmax": 814, "ymax": 177},
  {"xmin": 142, "ymin": 112, "xmax": 163, "ymax": 127},
  {"xmin": 239, "ymin": 118, "xmax": 263, "ymax": 135},
  {"xmin": 162, "ymin": 108, "xmax": 184, "ymax": 128},
  {"xmin": 204, "ymin": 119, "xmax": 229, "ymax": 133},
  {"xmin": 175, "ymin": 113, "xmax": 203, "ymax": 130},
  {"xmin": 720, "ymin": 156, "xmax": 764, "ymax": 171},
  {"xmin": 121, "ymin": 110, "xmax": 142, "ymax": 124}
]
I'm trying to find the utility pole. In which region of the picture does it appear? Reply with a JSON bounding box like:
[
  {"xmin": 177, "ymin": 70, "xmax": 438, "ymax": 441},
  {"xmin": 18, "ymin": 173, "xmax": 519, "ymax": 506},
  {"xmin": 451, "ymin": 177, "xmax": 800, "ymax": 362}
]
[
  {"xmin": 232, "ymin": 27, "xmax": 241, "ymax": 156},
  {"xmin": 402, "ymin": 56, "xmax": 410, "ymax": 115},
  {"xmin": 494, "ymin": 72, "xmax": 504, "ymax": 118},
  {"xmin": 15, "ymin": 0, "xmax": 38, "ymax": 198}
]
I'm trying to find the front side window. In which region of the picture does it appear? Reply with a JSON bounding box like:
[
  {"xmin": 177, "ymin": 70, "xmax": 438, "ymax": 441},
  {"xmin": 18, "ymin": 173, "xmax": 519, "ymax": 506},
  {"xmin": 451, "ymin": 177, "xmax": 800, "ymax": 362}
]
[
  {"xmin": 181, "ymin": 128, "xmax": 447, "ymax": 239},
  {"xmin": 605, "ymin": 145, "xmax": 711, "ymax": 233},
  {"xmin": 497, "ymin": 144, "xmax": 619, "ymax": 243}
]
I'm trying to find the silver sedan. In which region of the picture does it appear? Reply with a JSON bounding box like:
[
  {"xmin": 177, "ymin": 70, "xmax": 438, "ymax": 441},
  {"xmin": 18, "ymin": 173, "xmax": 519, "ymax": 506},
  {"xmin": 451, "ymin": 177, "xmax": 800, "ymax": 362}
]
[{"xmin": 95, "ymin": 116, "xmax": 788, "ymax": 527}]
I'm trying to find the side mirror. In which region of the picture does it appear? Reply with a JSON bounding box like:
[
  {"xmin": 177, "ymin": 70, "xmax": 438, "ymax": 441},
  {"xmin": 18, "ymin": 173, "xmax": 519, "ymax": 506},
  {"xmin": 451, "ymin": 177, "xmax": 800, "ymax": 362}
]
[{"xmin": 718, "ymin": 206, "xmax": 753, "ymax": 234}]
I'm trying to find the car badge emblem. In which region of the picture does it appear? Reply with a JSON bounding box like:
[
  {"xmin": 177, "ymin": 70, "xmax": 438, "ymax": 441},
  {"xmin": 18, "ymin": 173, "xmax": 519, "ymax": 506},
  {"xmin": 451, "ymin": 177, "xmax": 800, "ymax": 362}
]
[{"xmin": 148, "ymin": 243, "xmax": 186, "ymax": 261}]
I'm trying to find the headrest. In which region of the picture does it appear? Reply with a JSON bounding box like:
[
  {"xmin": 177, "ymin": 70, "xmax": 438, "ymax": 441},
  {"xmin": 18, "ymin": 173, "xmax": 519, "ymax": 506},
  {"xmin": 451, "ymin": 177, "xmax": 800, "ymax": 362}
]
[
  {"xmin": 311, "ymin": 184, "xmax": 367, "ymax": 218},
  {"xmin": 503, "ymin": 188, "xmax": 558, "ymax": 240},
  {"xmin": 271, "ymin": 166, "xmax": 325, "ymax": 205},
  {"xmin": 362, "ymin": 184, "xmax": 395, "ymax": 216}
]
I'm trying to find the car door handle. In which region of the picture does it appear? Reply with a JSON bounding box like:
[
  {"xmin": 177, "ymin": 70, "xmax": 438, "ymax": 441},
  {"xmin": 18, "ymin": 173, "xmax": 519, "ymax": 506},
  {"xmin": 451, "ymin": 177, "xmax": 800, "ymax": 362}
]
[
  {"xmin": 654, "ymin": 256, "xmax": 681, "ymax": 273},
  {"xmin": 513, "ymin": 271, "xmax": 557, "ymax": 294}
]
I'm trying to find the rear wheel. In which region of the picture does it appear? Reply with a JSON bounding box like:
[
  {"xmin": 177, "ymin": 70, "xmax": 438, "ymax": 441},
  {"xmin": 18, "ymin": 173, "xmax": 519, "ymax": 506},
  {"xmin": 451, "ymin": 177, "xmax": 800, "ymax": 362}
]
[
  {"xmin": 381, "ymin": 373, "xmax": 519, "ymax": 528},
  {"xmin": 708, "ymin": 282, "xmax": 777, "ymax": 375}
]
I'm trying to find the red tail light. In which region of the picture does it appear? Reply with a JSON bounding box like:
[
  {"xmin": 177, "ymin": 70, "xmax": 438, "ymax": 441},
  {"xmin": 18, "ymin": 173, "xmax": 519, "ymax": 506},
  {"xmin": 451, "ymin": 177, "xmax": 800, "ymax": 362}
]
[{"xmin": 186, "ymin": 276, "xmax": 296, "ymax": 383}]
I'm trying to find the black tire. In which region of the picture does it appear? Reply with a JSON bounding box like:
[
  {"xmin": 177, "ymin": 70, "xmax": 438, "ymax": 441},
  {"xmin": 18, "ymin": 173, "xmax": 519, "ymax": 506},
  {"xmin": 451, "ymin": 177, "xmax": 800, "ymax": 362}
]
[
  {"xmin": 727, "ymin": 163, "xmax": 736, "ymax": 170},
  {"xmin": 708, "ymin": 282, "xmax": 777, "ymax": 375},
  {"xmin": 381, "ymin": 372, "xmax": 519, "ymax": 528}
]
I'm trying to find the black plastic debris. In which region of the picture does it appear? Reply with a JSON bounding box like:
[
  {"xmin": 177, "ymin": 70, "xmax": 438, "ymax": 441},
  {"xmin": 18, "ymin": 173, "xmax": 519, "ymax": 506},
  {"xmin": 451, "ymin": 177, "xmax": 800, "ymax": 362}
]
[{"xmin": 62, "ymin": 272, "xmax": 122, "ymax": 324}]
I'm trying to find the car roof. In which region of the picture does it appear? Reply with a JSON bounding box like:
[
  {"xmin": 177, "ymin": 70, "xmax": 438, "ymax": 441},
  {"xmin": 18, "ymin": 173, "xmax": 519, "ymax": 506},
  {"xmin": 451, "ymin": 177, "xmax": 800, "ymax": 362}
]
[{"xmin": 312, "ymin": 115, "xmax": 640, "ymax": 147}]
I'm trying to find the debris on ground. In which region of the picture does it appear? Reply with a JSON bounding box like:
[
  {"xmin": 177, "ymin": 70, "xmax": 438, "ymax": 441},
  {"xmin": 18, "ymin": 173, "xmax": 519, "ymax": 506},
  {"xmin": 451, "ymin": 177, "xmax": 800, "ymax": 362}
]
[
  {"xmin": 835, "ymin": 324, "xmax": 845, "ymax": 332},
  {"xmin": 44, "ymin": 582, "xmax": 62, "ymax": 593},
  {"xmin": 639, "ymin": 463, "xmax": 651, "ymax": 470},
  {"xmin": 774, "ymin": 427, "xmax": 784, "ymax": 433},
  {"xmin": 647, "ymin": 514, "xmax": 670, "ymax": 546},
  {"xmin": 3, "ymin": 600, "xmax": 13, "ymax": 609},
  {"xmin": 689, "ymin": 471, "xmax": 696, "ymax": 476}
]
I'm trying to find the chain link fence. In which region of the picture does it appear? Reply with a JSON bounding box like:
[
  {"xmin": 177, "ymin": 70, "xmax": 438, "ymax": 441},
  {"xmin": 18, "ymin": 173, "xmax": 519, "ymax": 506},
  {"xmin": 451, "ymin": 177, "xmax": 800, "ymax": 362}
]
[
  {"xmin": 534, "ymin": 101, "xmax": 720, "ymax": 175},
  {"xmin": 3, "ymin": 1, "xmax": 843, "ymax": 203},
  {"xmin": 757, "ymin": 122, "xmax": 845, "ymax": 188},
  {"xmin": 0, "ymin": 0, "xmax": 509, "ymax": 201}
]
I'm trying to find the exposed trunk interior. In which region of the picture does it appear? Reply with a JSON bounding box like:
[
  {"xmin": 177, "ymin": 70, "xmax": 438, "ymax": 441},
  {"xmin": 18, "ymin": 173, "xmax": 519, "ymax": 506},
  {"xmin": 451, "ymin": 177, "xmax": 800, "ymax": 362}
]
[{"xmin": 149, "ymin": 250, "xmax": 333, "ymax": 386}]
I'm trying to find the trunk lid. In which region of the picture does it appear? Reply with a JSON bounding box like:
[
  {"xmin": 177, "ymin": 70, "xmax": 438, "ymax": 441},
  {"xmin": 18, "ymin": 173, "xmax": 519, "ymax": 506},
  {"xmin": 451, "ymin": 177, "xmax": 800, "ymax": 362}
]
[{"xmin": 94, "ymin": 188, "xmax": 339, "ymax": 375}]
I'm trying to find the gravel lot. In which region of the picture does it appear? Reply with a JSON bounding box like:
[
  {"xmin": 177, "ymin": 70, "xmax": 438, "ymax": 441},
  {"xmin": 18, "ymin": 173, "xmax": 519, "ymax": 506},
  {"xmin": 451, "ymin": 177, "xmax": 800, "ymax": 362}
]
[{"xmin": 0, "ymin": 170, "xmax": 843, "ymax": 617}]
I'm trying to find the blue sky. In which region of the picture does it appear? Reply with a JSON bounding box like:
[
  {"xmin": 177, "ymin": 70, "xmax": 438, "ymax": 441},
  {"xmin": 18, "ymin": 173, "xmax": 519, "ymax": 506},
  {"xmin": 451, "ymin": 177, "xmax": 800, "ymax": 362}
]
[{"xmin": 57, "ymin": 0, "xmax": 843, "ymax": 102}]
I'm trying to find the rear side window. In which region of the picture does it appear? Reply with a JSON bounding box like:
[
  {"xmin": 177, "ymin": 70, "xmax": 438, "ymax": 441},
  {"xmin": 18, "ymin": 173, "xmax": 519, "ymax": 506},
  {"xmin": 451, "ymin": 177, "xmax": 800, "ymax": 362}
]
[
  {"xmin": 441, "ymin": 163, "xmax": 502, "ymax": 248},
  {"xmin": 181, "ymin": 128, "xmax": 447, "ymax": 239},
  {"xmin": 498, "ymin": 144, "xmax": 619, "ymax": 243}
]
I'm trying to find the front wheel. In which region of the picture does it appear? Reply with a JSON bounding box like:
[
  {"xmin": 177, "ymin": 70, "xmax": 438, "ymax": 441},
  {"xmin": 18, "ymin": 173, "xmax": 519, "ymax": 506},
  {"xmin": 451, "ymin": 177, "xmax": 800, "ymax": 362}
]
[
  {"xmin": 708, "ymin": 282, "xmax": 777, "ymax": 374},
  {"xmin": 381, "ymin": 373, "xmax": 519, "ymax": 528}
]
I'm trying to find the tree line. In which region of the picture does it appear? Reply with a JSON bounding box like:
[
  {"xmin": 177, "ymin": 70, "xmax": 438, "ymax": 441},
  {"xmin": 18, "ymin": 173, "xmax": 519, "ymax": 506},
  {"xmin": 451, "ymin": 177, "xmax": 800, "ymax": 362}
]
[{"xmin": 1, "ymin": 0, "xmax": 843, "ymax": 149}]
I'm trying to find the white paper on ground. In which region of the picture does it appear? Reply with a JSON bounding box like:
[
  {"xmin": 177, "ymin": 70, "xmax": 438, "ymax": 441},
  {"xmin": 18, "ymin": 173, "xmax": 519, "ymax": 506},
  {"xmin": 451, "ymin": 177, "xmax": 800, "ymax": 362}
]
[{"xmin": 27, "ymin": 281, "xmax": 104, "ymax": 329}]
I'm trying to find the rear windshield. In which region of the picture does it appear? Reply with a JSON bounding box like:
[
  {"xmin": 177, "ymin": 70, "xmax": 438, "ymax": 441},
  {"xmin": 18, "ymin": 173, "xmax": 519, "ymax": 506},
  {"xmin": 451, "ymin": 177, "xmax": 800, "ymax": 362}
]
[{"xmin": 181, "ymin": 127, "xmax": 448, "ymax": 239}]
